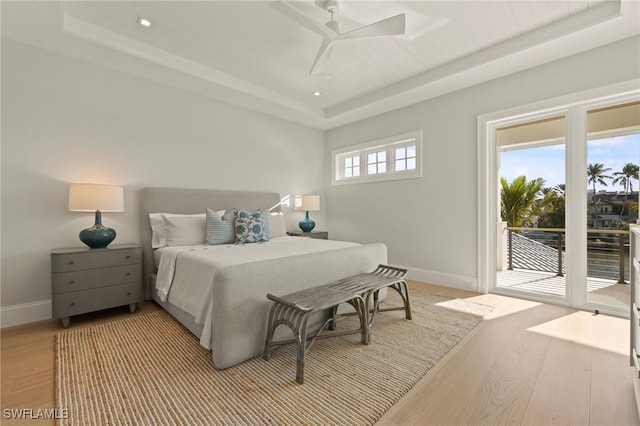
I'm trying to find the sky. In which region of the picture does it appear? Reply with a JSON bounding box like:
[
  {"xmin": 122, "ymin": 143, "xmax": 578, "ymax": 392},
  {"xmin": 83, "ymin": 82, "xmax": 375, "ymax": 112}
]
[{"xmin": 500, "ymin": 133, "xmax": 640, "ymax": 192}]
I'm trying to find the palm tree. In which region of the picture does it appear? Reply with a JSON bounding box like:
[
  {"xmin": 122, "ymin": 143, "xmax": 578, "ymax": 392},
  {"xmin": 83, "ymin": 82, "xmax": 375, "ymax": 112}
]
[
  {"xmin": 500, "ymin": 176, "xmax": 546, "ymax": 227},
  {"xmin": 612, "ymin": 162, "xmax": 639, "ymax": 194},
  {"xmin": 553, "ymin": 184, "xmax": 566, "ymax": 196},
  {"xmin": 587, "ymin": 163, "xmax": 612, "ymax": 198},
  {"xmin": 612, "ymin": 162, "xmax": 639, "ymax": 223},
  {"xmin": 538, "ymin": 185, "xmax": 565, "ymax": 228}
]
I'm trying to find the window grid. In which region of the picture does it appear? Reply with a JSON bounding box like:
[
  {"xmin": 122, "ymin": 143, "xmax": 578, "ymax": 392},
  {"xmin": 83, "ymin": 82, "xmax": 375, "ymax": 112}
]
[
  {"xmin": 367, "ymin": 150, "xmax": 387, "ymax": 175},
  {"xmin": 394, "ymin": 144, "xmax": 417, "ymax": 172},
  {"xmin": 333, "ymin": 131, "xmax": 422, "ymax": 185},
  {"xmin": 343, "ymin": 155, "xmax": 360, "ymax": 178}
]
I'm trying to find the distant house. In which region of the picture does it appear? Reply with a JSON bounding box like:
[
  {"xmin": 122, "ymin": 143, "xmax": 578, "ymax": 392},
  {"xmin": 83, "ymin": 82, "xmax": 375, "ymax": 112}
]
[{"xmin": 590, "ymin": 191, "xmax": 639, "ymax": 228}]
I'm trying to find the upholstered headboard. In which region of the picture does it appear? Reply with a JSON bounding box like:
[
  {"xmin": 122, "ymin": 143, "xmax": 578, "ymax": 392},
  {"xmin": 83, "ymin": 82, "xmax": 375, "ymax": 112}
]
[{"xmin": 139, "ymin": 187, "xmax": 281, "ymax": 299}]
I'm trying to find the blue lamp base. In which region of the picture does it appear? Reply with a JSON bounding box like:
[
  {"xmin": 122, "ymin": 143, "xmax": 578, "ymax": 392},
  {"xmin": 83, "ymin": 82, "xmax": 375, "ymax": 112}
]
[
  {"xmin": 298, "ymin": 211, "xmax": 316, "ymax": 232},
  {"xmin": 79, "ymin": 211, "xmax": 116, "ymax": 249}
]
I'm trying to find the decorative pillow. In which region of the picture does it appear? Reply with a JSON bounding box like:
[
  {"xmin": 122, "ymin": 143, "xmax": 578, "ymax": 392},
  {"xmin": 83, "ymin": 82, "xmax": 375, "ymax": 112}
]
[
  {"xmin": 149, "ymin": 213, "xmax": 205, "ymax": 248},
  {"xmin": 268, "ymin": 212, "xmax": 287, "ymax": 238},
  {"xmin": 234, "ymin": 209, "xmax": 267, "ymax": 244},
  {"xmin": 206, "ymin": 208, "xmax": 235, "ymax": 245},
  {"xmin": 162, "ymin": 214, "xmax": 206, "ymax": 246},
  {"xmin": 263, "ymin": 210, "xmax": 270, "ymax": 239}
]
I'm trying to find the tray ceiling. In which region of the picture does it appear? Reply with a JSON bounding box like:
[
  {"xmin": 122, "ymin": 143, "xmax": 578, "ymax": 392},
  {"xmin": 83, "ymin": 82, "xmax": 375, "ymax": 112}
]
[{"xmin": 2, "ymin": 1, "xmax": 638, "ymax": 129}]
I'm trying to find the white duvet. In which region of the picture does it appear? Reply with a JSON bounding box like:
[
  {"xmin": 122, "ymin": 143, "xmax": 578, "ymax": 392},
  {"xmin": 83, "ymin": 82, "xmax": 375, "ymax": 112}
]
[{"xmin": 155, "ymin": 236, "xmax": 360, "ymax": 349}]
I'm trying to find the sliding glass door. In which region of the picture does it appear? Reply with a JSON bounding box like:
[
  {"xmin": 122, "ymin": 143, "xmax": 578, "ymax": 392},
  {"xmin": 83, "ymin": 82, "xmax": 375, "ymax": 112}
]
[
  {"xmin": 584, "ymin": 102, "xmax": 640, "ymax": 313},
  {"xmin": 480, "ymin": 86, "xmax": 640, "ymax": 315},
  {"xmin": 496, "ymin": 115, "xmax": 568, "ymax": 303}
]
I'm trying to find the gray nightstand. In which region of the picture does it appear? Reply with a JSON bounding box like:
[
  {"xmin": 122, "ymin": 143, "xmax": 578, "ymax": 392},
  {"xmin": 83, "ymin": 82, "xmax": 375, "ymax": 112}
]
[
  {"xmin": 287, "ymin": 231, "xmax": 328, "ymax": 240},
  {"xmin": 51, "ymin": 243, "xmax": 143, "ymax": 328}
]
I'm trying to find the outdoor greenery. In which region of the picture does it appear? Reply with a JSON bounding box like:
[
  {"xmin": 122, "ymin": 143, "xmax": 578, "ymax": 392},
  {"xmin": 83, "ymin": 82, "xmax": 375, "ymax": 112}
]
[
  {"xmin": 500, "ymin": 176, "xmax": 545, "ymax": 227},
  {"xmin": 538, "ymin": 184, "xmax": 565, "ymax": 228},
  {"xmin": 587, "ymin": 163, "xmax": 612, "ymax": 196},
  {"xmin": 501, "ymin": 163, "xmax": 639, "ymax": 228}
]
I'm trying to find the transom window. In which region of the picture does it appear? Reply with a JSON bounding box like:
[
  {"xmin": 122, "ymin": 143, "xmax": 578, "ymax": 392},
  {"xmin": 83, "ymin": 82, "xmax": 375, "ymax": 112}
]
[
  {"xmin": 367, "ymin": 150, "xmax": 387, "ymax": 175},
  {"xmin": 395, "ymin": 145, "xmax": 416, "ymax": 171},
  {"xmin": 344, "ymin": 155, "xmax": 360, "ymax": 178},
  {"xmin": 332, "ymin": 131, "xmax": 422, "ymax": 185}
]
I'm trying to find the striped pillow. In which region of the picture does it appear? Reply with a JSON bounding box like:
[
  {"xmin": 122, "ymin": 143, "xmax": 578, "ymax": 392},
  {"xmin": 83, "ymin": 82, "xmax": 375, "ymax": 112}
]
[{"xmin": 205, "ymin": 208, "xmax": 235, "ymax": 245}]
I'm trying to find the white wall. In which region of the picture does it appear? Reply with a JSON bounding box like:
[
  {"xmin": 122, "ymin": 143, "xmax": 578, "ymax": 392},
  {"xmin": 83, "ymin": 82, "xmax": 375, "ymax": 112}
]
[
  {"xmin": 3, "ymin": 34, "xmax": 639, "ymax": 326},
  {"xmin": 1, "ymin": 39, "xmax": 325, "ymax": 325},
  {"xmin": 325, "ymin": 35, "xmax": 640, "ymax": 291}
]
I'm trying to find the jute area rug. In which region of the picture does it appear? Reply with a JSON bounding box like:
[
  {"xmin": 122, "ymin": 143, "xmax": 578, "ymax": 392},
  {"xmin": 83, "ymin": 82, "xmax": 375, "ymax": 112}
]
[{"xmin": 56, "ymin": 291, "xmax": 492, "ymax": 425}]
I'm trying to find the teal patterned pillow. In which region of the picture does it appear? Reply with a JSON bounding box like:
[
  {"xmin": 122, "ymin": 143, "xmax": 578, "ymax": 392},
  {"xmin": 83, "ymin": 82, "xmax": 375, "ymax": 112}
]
[{"xmin": 234, "ymin": 209, "xmax": 267, "ymax": 244}]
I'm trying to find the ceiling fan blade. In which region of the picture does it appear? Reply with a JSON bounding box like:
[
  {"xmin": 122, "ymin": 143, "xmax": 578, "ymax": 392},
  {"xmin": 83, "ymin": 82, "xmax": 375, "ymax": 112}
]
[
  {"xmin": 338, "ymin": 13, "xmax": 406, "ymax": 40},
  {"xmin": 309, "ymin": 37, "xmax": 333, "ymax": 75},
  {"xmin": 270, "ymin": 1, "xmax": 334, "ymax": 39}
]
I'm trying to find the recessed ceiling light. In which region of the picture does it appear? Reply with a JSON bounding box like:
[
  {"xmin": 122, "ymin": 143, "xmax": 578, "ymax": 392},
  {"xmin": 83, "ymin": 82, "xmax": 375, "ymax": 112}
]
[
  {"xmin": 137, "ymin": 16, "xmax": 152, "ymax": 28},
  {"xmin": 312, "ymin": 91, "xmax": 321, "ymax": 97}
]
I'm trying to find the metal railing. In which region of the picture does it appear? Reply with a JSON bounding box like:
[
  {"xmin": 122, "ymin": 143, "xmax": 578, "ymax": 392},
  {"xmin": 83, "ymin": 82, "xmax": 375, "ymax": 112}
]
[{"xmin": 505, "ymin": 227, "xmax": 630, "ymax": 284}]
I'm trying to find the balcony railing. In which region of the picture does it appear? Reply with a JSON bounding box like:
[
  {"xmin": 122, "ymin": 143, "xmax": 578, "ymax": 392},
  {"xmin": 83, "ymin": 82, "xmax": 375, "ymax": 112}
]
[{"xmin": 503, "ymin": 227, "xmax": 630, "ymax": 284}]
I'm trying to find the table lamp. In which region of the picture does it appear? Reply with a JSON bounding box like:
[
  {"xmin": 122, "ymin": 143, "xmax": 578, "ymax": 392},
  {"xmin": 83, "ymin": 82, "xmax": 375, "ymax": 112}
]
[
  {"xmin": 294, "ymin": 195, "xmax": 320, "ymax": 232},
  {"xmin": 68, "ymin": 183, "xmax": 124, "ymax": 248}
]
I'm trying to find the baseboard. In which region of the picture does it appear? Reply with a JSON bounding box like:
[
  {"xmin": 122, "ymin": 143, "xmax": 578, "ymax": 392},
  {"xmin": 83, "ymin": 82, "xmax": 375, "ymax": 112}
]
[
  {"xmin": 1, "ymin": 299, "xmax": 52, "ymax": 328},
  {"xmin": 402, "ymin": 266, "xmax": 479, "ymax": 293}
]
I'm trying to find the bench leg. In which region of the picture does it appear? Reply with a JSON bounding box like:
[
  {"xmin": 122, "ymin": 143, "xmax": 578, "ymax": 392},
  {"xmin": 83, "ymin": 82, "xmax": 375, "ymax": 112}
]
[
  {"xmin": 394, "ymin": 280, "xmax": 412, "ymax": 320},
  {"xmin": 347, "ymin": 296, "xmax": 369, "ymax": 345},
  {"xmin": 329, "ymin": 305, "xmax": 338, "ymax": 331},
  {"xmin": 296, "ymin": 315, "xmax": 311, "ymax": 384},
  {"xmin": 262, "ymin": 304, "xmax": 279, "ymax": 361},
  {"xmin": 368, "ymin": 290, "xmax": 382, "ymax": 327},
  {"xmin": 263, "ymin": 302, "xmax": 313, "ymax": 384}
]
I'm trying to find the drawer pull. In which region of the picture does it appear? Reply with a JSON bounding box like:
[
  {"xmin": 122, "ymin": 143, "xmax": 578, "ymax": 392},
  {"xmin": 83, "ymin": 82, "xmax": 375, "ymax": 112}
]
[
  {"xmin": 68, "ymin": 261, "xmax": 75, "ymax": 265},
  {"xmin": 69, "ymin": 280, "xmax": 75, "ymax": 284},
  {"xmin": 69, "ymin": 302, "xmax": 75, "ymax": 307},
  {"xmin": 126, "ymin": 272, "xmax": 131, "ymax": 276},
  {"xmin": 127, "ymin": 292, "xmax": 131, "ymax": 296},
  {"xmin": 125, "ymin": 255, "xmax": 130, "ymax": 259}
]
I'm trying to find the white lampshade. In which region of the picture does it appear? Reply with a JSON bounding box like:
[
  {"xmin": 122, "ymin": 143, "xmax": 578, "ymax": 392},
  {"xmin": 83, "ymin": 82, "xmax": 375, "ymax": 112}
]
[
  {"xmin": 68, "ymin": 183, "xmax": 124, "ymax": 212},
  {"xmin": 294, "ymin": 195, "xmax": 320, "ymax": 211}
]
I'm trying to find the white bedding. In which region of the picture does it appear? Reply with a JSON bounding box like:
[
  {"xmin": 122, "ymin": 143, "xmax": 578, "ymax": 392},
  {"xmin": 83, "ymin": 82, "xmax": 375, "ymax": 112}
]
[{"xmin": 155, "ymin": 236, "xmax": 360, "ymax": 349}]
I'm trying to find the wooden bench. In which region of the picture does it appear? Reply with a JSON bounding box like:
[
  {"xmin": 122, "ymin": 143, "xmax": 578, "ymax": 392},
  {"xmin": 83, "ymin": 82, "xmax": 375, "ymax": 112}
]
[{"xmin": 262, "ymin": 264, "xmax": 411, "ymax": 384}]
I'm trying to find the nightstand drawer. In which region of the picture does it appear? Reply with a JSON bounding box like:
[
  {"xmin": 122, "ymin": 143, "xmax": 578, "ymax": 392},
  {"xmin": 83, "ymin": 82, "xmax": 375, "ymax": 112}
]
[
  {"xmin": 52, "ymin": 282, "xmax": 141, "ymax": 318},
  {"xmin": 52, "ymin": 264, "xmax": 142, "ymax": 294},
  {"xmin": 52, "ymin": 247, "xmax": 142, "ymax": 273}
]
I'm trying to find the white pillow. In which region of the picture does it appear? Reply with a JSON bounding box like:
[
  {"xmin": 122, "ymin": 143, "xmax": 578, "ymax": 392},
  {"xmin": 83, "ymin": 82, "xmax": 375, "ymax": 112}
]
[
  {"xmin": 149, "ymin": 213, "xmax": 166, "ymax": 248},
  {"xmin": 163, "ymin": 214, "xmax": 206, "ymax": 246},
  {"xmin": 149, "ymin": 213, "xmax": 205, "ymax": 248},
  {"xmin": 269, "ymin": 212, "xmax": 287, "ymax": 238}
]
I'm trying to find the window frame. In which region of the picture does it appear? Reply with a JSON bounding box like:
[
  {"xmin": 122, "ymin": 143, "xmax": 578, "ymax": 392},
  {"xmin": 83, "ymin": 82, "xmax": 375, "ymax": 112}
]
[
  {"xmin": 366, "ymin": 149, "xmax": 387, "ymax": 175},
  {"xmin": 332, "ymin": 131, "xmax": 422, "ymax": 185},
  {"xmin": 342, "ymin": 154, "xmax": 361, "ymax": 179}
]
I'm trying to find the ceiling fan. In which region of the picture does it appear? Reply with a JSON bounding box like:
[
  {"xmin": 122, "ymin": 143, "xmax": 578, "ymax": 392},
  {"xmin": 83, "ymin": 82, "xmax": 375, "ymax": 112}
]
[{"xmin": 271, "ymin": 0, "xmax": 406, "ymax": 75}]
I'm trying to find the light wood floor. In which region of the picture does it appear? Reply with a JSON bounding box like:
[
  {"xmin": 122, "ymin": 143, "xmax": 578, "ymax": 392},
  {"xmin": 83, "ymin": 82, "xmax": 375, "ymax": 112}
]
[{"xmin": 2, "ymin": 281, "xmax": 638, "ymax": 426}]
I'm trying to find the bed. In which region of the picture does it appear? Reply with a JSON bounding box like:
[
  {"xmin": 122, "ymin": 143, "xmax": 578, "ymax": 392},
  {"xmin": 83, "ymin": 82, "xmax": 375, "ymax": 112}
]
[{"xmin": 140, "ymin": 187, "xmax": 388, "ymax": 369}]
